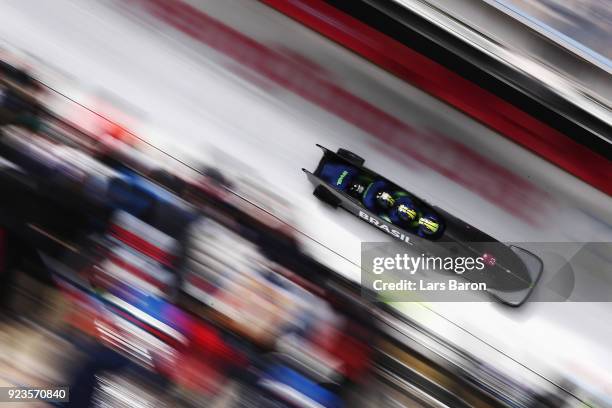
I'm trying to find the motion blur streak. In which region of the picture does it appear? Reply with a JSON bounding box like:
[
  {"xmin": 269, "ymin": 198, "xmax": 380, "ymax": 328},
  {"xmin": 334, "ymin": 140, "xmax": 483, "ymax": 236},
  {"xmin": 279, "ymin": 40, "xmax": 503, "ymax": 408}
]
[
  {"xmin": 260, "ymin": 0, "xmax": 612, "ymax": 196},
  {"xmin": 128, "ymin": 0, "xmax": 550, "ymax": 225}
]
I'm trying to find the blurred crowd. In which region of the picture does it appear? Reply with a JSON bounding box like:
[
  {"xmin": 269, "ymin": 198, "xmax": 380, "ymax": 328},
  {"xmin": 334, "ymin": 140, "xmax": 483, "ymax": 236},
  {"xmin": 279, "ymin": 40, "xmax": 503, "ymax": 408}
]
[{"xmin": 0, "ymin": 55, "xmax": 381, "ymax": 407}]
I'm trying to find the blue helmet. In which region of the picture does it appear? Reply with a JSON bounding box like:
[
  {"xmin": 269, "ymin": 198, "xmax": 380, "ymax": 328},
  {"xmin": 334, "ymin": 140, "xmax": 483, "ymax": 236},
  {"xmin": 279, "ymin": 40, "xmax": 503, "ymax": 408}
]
[
  {"xmin": 397, "ymin": 202, "xmax": 418, "ymax": 223},
  {"xmin": 388, "ymin": 196, "xmax": 419, "ymax": 226},
  {"xmin": 320, "ymin": 163, "xmax": 357, "ymax": 191},
  {"xmin": 375, "ymin": 190, "xmax": 395, "ymax": 210},
  {"xmin": 418, "ymin": 213, "xmax": 442, "ymax": 237}
]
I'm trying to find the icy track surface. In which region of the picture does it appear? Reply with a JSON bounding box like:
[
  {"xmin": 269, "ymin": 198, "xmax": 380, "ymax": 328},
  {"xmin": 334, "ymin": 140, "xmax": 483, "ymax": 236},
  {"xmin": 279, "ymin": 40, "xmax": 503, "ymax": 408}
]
[{"xmin": 0, "ymin": 0, "xmax": 611, "ymax": 398}]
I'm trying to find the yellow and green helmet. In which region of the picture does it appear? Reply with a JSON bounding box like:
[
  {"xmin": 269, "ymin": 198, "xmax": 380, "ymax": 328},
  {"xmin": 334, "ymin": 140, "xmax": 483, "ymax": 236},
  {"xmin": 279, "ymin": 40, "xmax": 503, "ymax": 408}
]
[{"xmin": 418, "ymin": 214, "xmax": 441, "ymax": 236}]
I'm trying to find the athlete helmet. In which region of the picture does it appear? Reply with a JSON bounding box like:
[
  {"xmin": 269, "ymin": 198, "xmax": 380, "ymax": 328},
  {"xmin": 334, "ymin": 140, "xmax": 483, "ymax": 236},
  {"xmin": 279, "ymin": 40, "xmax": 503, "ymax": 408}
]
[
  {"xmin": 397, "ymin": 203, "xmax": 418, "ymax": 223},
  {"xmin": 348, "ymin": 182, "xmax": 366, "ymax": 198},
  {"xmin": 418, "ymin": 214, "xmax": 441, "ymax": 236},
  {"xmin": 375, "ymin": 191, "xmax": 395, "ymax": 210}
]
